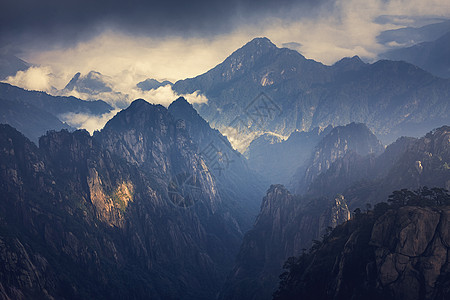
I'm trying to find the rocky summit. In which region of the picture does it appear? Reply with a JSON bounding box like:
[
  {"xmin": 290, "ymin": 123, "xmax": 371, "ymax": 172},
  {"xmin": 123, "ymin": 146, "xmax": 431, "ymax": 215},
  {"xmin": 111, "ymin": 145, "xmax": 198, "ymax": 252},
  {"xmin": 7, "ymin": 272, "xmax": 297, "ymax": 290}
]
[{"xmin": 0, "ymin": 99, "xmax": 265, "ymax": 300}]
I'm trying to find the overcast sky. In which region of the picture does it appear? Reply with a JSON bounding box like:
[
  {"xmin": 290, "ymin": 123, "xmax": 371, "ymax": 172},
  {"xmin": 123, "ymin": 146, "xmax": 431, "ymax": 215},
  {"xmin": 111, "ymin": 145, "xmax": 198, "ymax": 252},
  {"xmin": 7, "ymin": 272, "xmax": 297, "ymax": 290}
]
[{"xmin": 2, "ymin": 0, "xmax": 450, "ymax": 95}]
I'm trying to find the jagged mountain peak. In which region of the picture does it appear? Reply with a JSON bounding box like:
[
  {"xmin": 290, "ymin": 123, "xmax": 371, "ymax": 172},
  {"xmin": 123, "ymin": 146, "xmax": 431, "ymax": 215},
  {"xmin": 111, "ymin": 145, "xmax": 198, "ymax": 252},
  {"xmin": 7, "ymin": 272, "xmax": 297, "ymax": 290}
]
[
  {"xmin": 168, "ymin": 96, "xmax": 215, "ymax": 139},
  {"xmin": 293, "ymin": 123, "xmax": 384, "ymax": 194},
  {"xmin": 243, "ymin": 37, "xmax": 276, "ymax": 49},
  {"xmin": 428, "ymin": 125, "xmax": 450, "ymax": 137},
  {"xmin": 168, "ymin": 96, "xmax": 192, "ymax": 110},
  {"xmin": 323, "ymin": 122, "xmax": 384, "ymax": 153},
  {"xmin": 121, "ymin": 98, "xmax": 166, "ymax": 115},
  {"xmin": 63, "ymin": 70, "xmax": 113, "ymax": 94},
  {"xmin": 228, "ymin": 36, "xmax": 305, "ymax": 62},
  {"xmin": 136, "ymin": 78, "xmax": 173, "ymax": 91},
  {"xmin": 266, "ymin": 184, "xmax": 291, "ymax": 197},
  {"xmin": 99, "ymin": 99, "xmax": 171, "ymax": 136},
  {"xmin": 64, "ymin": 72, "xmax": 81, "ymax": 90},
  {"xmin": 127, "ymin": 98, "xmax": 159, "ymax": 109},
  {"xmin": 168, "ymin": 96, "xmax": 240, "ymax": 156},
  {"xmin": 333, "ymin": 55, "xmax": 366, "ymax": 72},
  {"xmin": 168, "ymin": 97, "xmax": 206, "ymax": 127},
  {"xmin": 226, "ymin": 37, "xmax": 277, "ymax": 61},
  {"xmin": 214, "ymin": 37, "xmax": 308, "ymax": 81},
  {"xmin": 259, "ymin": 184, "xmax": 293, "ymax": 216}
]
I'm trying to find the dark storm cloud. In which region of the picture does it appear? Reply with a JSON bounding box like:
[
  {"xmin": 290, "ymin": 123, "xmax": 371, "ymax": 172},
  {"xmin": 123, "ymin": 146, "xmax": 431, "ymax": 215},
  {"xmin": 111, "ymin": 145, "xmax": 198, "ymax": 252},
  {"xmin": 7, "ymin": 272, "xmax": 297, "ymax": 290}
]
[{"xmin": 0, "ymin": 0, "xmax": 328, "ymax": 50}]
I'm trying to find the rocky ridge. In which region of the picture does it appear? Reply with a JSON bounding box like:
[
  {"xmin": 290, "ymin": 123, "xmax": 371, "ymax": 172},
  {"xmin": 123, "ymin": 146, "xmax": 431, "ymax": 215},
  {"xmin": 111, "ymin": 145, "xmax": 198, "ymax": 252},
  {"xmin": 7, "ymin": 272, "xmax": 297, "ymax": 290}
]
[{"xmin": 0, "ymin": 98, "xmax": 265, "ymax": 299}]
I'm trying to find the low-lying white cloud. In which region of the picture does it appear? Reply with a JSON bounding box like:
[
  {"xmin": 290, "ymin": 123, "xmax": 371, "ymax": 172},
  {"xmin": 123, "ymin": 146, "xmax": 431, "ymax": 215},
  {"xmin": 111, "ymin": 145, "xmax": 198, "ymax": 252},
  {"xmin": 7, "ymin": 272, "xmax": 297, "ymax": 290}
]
[
  {"xmin": 58, "ymin": 85, "xmax": 208, "ymax": 133},
  {"xmin": 128, "ymin": 85, "xmax": 208, "ymax": 107},
  {"xmin": 5, "ymin": 66, "xmax": 54, "ymax": 92},
  {"xmin": 59, "ymin": 109, "xmax": 120, "ymax": 134},
  {"xmin": 56, "ymin": 75, "xmax": 208, "ymax": 108},
  {"xmin": 56, "ymin": 83, "xmax": 209, "ymax": 133}
]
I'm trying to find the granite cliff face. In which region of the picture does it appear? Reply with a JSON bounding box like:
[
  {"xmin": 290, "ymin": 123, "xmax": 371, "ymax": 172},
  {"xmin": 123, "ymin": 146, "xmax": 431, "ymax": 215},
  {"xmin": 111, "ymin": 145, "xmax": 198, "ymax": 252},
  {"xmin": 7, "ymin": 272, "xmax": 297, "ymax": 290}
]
[
  {"xmin": 273, "ymin": 204, "xmax": 450, "ymax": 300},
  {"xmin": 371, "ymin": 206, "xmax": 450, "ymax": 299},
  {"xmin": 219, "ymin": 185, "xmax": 351, "ymax": 300},
  {"xmin": 0, "ymin": 98, "xmax": 265, "ymax": 299},
  {"xmin": 0, "ymin": 82, "xmax": 112, "ymax": 143}
]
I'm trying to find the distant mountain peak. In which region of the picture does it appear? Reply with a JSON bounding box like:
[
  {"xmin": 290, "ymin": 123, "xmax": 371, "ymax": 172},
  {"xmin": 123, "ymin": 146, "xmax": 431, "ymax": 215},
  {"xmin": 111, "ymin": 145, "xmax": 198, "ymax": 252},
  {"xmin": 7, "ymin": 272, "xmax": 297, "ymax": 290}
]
[
  {"xmin": 169, "ymin": 96, "xmax": 191, "ymax": 108},
  {"xmin": 64, "ymin": 72, "xmax": 81, "ymax": 90},
  {"xmin": 126, "ymin": 98, "xmax": 167, "ymax": 116},
  {"xmin": 324, "ymin": 123, "xmax": 383, "ymax": 154},
  {"xmin": 128, "ymin": 98, "xmax": 151, "ymax": 109},
  {"xmin": 228, "ymin": 37, "xmax": 277, "ymax": 60},
  {"xmin": 266, "ymin": 184, "xmax": 290, "ymax": 196},
  {"xmin": 245, "ymin": 37, "xmax": 276, "ymax": 48},
  {"xmin": 100, "ymin": 98, "xmax": 167, "ymax": 133},
  {"xmin": 333, "ymin": 56, "xmax": 366, "ymax": 71},
  {"xmin": 136, "ymin": 78, "xmax": 173, "ymax": 91},
  {"xmin": 168, "ymin": 97, "xmax": 208, "ymax": 129},
  {"xmin": 86, "ymin": 70, "xmax": 103, "ymax": 79},
  {"xmin": 63, "ymin": 70, "xmax": 112, "ymax": 94}
]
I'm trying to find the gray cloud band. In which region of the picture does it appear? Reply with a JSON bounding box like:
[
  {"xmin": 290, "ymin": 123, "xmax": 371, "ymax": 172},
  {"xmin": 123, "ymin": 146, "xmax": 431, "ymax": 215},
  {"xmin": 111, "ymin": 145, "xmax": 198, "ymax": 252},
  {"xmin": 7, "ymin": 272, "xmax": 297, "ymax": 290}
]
[{"xmin": 0, "ymin": 0, "xmax": 327, "ymax": 49}]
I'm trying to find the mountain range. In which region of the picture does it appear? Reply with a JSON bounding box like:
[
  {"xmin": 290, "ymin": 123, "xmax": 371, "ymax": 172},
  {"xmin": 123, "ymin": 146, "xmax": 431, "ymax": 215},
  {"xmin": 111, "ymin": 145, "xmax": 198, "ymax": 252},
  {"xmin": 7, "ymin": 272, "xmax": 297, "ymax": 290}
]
[
  {"xmin": 0, "ymin": 35, "xmax": 449, "ymax": 300},
  {"xmin": 0, "ymin": 82, "xmax": 113, "ymax": 143},
  {"xmin": 0, "ymin": 53, "xmax": 30, "ymax": 80},
  {"xmin": 137, "ymin": 78, "xmax": 173, "ymax": 91},
  {"xmin": 173, "ymin": 37, "xmax": 450, "ymax": 149},
  {"xmin": 376, "ymin": 20, "xmax": 450, "ymax": 49},
  {"xmin": 381, "ymin": 30, "xmax": 450, "ymax": 79}
]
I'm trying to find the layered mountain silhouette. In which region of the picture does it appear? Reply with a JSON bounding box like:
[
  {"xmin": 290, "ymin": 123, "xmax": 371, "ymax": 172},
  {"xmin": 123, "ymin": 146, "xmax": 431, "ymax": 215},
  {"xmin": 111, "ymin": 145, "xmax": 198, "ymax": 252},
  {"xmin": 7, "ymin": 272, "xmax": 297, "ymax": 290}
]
[
  {"xmin": 0, "ymin": 53, "xmax": 30, "ymax": 80},
  {"xmin": 0, "ymin": 82, "xmax": 112, "ymax": 116},
  {"xmin": 0, "ymin": 97, "xmax": 73, "ymax": 144},
  {"xmin": 307, "ymin": 126, "xmax": 450, "ymax": 209},
  {"xmin": 377, "ymin": 20, "xmax": 450, "ymax": 48},
  {"xmin": 61, "ymin": 71, "xmax": 131, "ymax": 107},
  {"xmin": 64, "ymin": 71, "xmax": 113, "ymax": 95},
  {"xmin": 0, "ymin": 82, "xmax": 112, "ymax": 143},
  {"xmin": 381, "ymin": 30, "xmax": 450, "ymax": 78},
  {"xmin": 173, "ymin": 37, "xmax": 450, "ymax": 147},
  {"xmin": 137, "ymin": 78, "xmax": 173, "ymax": 91},
  {"xmin": 219, "ymin": 185, "xmax": 351, "ymax": 300}
]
